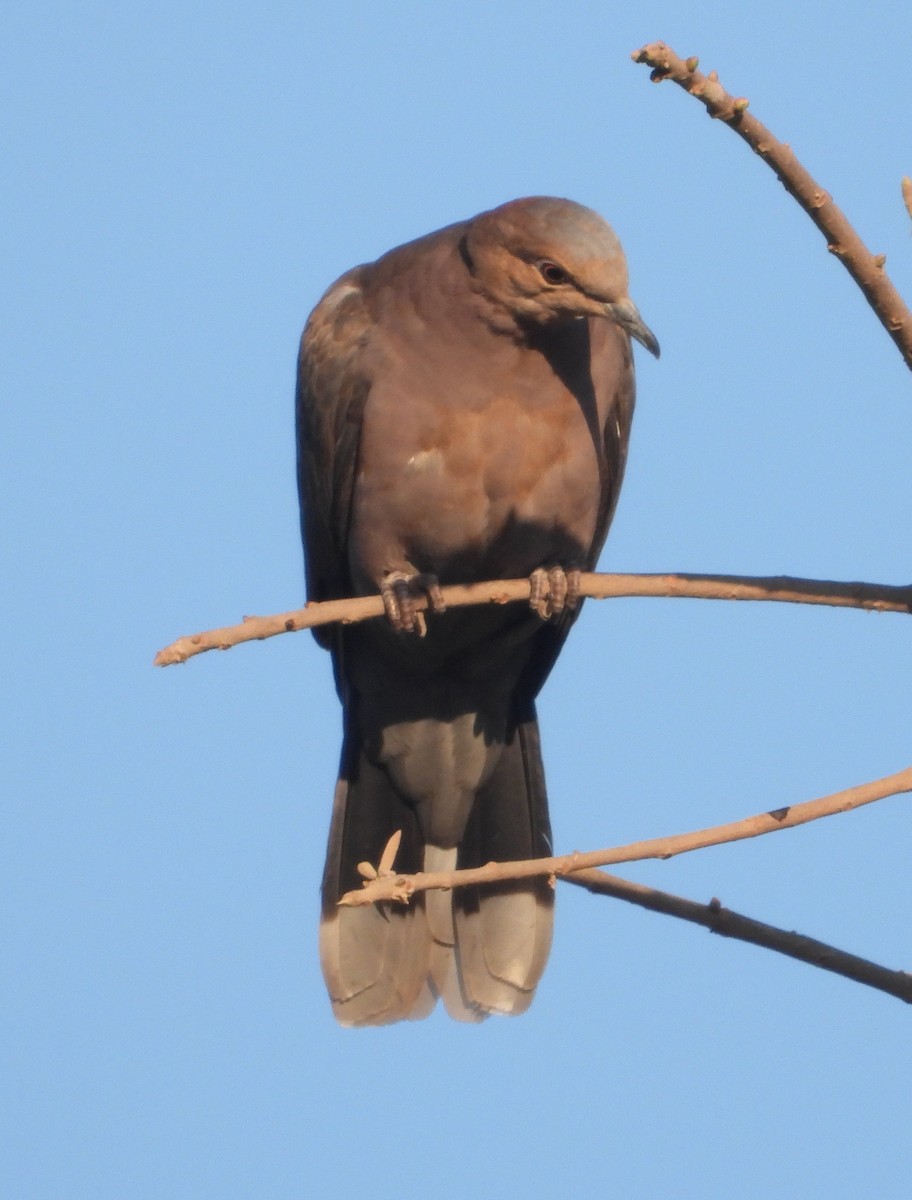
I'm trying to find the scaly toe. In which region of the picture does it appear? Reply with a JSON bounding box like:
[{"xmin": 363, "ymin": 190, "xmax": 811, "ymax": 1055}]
[
  {"xmin": 529, "ymin": 567, "xmax": 551, "ymax": 620},
  {"xmin": 528, "ymin": 565, "xmax": 582, "ymax": 621},
  {"xmin": 565, "ymin": 568, "xmax": 581, "ymax": 610},
  {"xmin": 547, "ymin": 566, "xmax": 568, "ymax": 615},
  {"xmin": 380, "ymin": 571, "xmax": 442, "ymax": 635}
]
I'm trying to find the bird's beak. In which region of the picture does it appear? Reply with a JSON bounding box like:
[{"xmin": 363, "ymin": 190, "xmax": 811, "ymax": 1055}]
[{"xmin": 605, "ymin": 299, "xmax": 660, "ymax": 359}]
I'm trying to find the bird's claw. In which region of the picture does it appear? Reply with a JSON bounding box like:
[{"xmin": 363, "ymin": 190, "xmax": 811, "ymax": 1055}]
[
  {"xmin": 381, "ymin": 571, "xmax": 446, "ymax": 635},
  {"xmin": 529, "ymin": 566, "xmax": 581, "ymax": 620}
]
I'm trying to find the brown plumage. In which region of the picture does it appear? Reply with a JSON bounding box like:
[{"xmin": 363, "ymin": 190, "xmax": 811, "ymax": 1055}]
[{"xmin": 296, "ymin": 197, "xmax": 658, "ymax": 1025}]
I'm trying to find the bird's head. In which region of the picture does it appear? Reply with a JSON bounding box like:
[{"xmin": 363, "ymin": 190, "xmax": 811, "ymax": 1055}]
[{"xmin": 463, "ymin": 196, "xmax": 659, "ymax": 357}]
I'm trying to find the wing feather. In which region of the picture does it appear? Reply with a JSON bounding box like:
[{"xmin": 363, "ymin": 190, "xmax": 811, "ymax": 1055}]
[{"xmin": 295, "ymin": 271, "xmax": 372, "ymax": 650}]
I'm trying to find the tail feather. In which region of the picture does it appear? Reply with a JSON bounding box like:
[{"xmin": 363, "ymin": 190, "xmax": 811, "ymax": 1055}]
[
  {"xmin": 453, "ymin": 883, "xmax": 553, "ymax": 1015},
  {"xmin": 452, "ymin": 718, "xmax": 554, "ymax": 1014},
  {"xmin": 319, "ymin": 712, "xmax": 554, "ymax": 1025},
  {"xmin": 320, "ymin": 755, "xmax": 432, "ymax": 1026},
  {"xmin": 424, "ymin": 845, "xmax": 486, "ymax": 1023},
  {"xmin": 319, "ymin": 901, "xmax": 432, "ymax": 1026}
]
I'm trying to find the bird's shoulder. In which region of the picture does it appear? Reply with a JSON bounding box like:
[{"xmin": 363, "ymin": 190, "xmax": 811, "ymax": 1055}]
[
  {"xmin": 299, "ymin": 267, "xmax": 372, "ymax": 396},
  {"xmin": 302, "ymin": 219, "xmax": 469, "ymax": 370}
]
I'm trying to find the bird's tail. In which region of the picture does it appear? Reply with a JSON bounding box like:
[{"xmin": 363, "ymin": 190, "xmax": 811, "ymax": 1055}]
[{"xmin": 319, "ymin": 714, "xmax": 554, "ymax": 1026}]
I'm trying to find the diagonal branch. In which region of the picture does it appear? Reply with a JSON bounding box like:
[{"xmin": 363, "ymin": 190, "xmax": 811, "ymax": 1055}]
[
  {"xmin": 153, "ymin": 570, "xmax": 912, "ymax": 666},
  {"xmin": 632, "ymin": 41, "xmax": 912, "ymax": 371},
  {"xmin": 563, "ymin": 868, "xmax": 912, "ymax": 1004},
  {"xmin": 338, "ymin": 764, "xmax": 912, "ymax": 907}
]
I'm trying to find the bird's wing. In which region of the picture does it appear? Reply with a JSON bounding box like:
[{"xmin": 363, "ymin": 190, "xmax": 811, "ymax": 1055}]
[
  {"xmin": 295, "ymin": 270, "xmax": 372, "ymax": 646},
  {"xmin": 589, "ymin": 332, "xmax": 637, "ymax": 568},
  {"xmin": 516, "ymin": 320, "xmax": 638, "ymax": 702}
]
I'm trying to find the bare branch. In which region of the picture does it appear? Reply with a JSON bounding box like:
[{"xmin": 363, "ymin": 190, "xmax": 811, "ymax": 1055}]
[
  {"xmin": 153, "ymin": 570, "xmax": 912, "ymax": 666},
  {"xmin": 339, "ymin": 765, "xmax": 912, "ymax": 907},
  {"xmin": 632, "ymin": 41, "xmax": 912, "ymax": 371},
  {"xmin": 563, "ymin": 868, "xmax": 912, "ymax": 1004},
  {"xmin": 903, "ymin": 176, "xmax": 912, "ymax": 231}
]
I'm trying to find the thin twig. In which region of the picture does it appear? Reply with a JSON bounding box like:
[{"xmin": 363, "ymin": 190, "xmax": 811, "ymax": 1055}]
[
  {"xmin": 903, "ymin": 176, "xmax": 912, "ymax": 231},
  {"xmin": 153, "ymin": 570, "xmax": 912, "ymax": 666},
  {"xmin": 338, "ymin": 765, "xmax": 912, "ymax": 907},
  {"xmin": 632, "ymin": 41, "xmax": 912, "ymax": 371},
  {"xmin": 563, "ymin": 868, "xmax": 912, "ymax": 1004}
]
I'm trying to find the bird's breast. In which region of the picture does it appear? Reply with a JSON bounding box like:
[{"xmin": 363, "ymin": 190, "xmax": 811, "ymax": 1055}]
[{"xmin": 347, "ymin": 372, "xmax": 605, "ymax": 591}]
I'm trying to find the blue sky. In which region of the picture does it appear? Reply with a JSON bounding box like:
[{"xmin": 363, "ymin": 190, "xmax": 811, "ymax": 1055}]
[{"xmin": 4, "ymin": 2, "xmax": 912, "ymax": 1197}]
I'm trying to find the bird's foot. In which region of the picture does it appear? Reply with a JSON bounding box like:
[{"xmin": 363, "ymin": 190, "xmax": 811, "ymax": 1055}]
[
  {"xmin": 529, "ymin": 566, "xmax": 581, "ymax": 621},
  {"xmin": 381, "ymin": 571, "xmax": 446, "ymax": 635}
]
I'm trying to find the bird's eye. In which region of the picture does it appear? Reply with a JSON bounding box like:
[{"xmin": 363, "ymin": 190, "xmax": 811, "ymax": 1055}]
[{"xmin": 537, "ymin": 260, "xmax": 568, "ymax": 285}]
